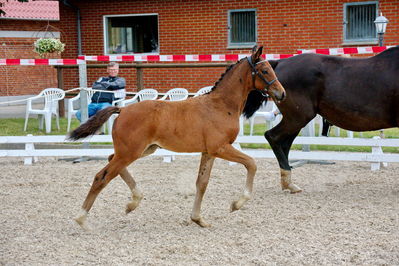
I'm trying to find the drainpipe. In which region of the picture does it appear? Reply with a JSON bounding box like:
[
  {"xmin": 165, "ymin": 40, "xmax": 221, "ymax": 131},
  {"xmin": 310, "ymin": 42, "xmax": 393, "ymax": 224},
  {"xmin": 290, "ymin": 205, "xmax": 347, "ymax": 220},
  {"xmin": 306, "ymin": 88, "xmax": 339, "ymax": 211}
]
[{"xmin": 62, "ymin": 0, "xmax": 82, "ymax": 55}]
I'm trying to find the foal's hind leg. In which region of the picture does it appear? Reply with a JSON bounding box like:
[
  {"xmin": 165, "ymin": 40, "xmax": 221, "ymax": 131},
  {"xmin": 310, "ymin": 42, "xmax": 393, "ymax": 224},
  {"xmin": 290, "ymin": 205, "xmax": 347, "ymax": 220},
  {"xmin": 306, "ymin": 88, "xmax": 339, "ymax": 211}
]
[
  {"xmin": 211, "ymin": 144, "xmax": 257, "ymax": 212},
  {"xmin": 120, "ymin": 167, "xmax": 143, "ymax": 214},
  {"xmin": 191, "ymin": 152, "xmax": 215, "ymax": 227},
  {"xmin": 120, "ymin": 144, "xmax": 159, "ymax": 214},
  {"xmin": 106, "ymin": 154, "xmax": 143, "ymax": 214}
]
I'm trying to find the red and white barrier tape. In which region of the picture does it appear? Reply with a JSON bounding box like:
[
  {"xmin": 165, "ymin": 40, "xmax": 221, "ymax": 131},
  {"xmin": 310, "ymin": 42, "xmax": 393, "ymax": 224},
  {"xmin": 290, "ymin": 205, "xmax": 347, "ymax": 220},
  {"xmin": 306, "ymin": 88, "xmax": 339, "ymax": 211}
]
[
  {"xmin": 0, "ymin": 46, "xmax": 395, "ymax": 65},
  {"xmin": 298, "ymin": 45, "xmax": 394, "ymax": 55},
  {"xmin": 0, "ymin": 59, "xmax": 85, "ymax": 66},
  {"xmin": 78, "ymin": 53, "xmax": 296, "ymax": 62}
]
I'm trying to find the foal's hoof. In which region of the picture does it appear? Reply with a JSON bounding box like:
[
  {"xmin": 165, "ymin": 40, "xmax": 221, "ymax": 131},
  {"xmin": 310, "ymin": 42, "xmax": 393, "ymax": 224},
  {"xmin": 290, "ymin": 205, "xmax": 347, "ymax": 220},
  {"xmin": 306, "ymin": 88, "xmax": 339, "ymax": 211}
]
[
  {"xmin": 230, "ymin": 195, "xmax": 250, "ymax": 212},
  {"xmin": 126, "ymin": 192, "xmax": 143, "ymax": 214},
  {"xmin": 191, "ymin": 217, "xmax": 211, "ymax": 228},
  {"xmin": 125, "ymin": 202, "xmax": 139, "ymax": 214},
  {"xmin": 75, "ymin": 215, "xmax": 91, "ymax": 231},
  {"xmin": 230, "ymin": 201, "xmax": 241, "ymax": 212}
]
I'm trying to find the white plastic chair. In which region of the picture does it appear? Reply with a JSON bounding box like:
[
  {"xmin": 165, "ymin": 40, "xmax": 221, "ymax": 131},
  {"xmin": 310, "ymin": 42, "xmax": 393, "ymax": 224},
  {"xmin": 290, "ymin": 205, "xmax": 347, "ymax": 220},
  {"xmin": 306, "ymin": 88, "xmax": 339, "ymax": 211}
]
[
  {"xmin": 193, "ymin": 86, "xmax": 213, "ymax": 97},
  {"xmin": 67, "ymin": 88, "xmax": 95, "ymax": 132},
  {"xmin": 112, "ymin": 89, "xmax": 126, "ymax": 106},
  {"xmin": 249, "ymin": 101, "xmax": 281, "ymax": 135},
  {"xmin": 120, "ymin": 89, "xmax": 158, "ymax": 107},
  {"xmin": 24, "ymin": 88, "xmax": 65, "ymax": 133},
  {"xmin": 159, "ymin": 88, "xmax": 188, "ymax": 101}
]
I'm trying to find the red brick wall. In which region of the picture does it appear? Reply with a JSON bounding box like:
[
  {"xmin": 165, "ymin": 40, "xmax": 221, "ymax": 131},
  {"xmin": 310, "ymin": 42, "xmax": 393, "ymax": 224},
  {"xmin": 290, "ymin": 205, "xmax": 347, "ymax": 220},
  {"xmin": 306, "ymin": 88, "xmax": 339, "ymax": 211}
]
[
  {"xmin": 0, "ymin": 20, "xmax": 60, "ymax": 96},
  {"xmin": 59, "ymin": 0, "xmax": 399, "ymax": 93}
]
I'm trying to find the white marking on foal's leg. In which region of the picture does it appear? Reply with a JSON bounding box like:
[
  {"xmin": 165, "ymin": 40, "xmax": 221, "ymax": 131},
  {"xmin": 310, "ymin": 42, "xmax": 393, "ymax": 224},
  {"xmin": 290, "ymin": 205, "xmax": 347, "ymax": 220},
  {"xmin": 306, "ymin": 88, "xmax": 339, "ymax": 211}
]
[
  {"xmin": 190, "ymin": 197, "xmax": 212, "ymax": 228},
  {"xmin": 280, "ymin": 169, "xmax": 302, "ymax": 193},
  {"xmin": 231, "ymin": 189, "xmax": 251, "ymax": 212},
  {"xmin": 126, "ymin": 188, "xmax": 143, "ymax": 214},
  {"xmin": 75, "ymin": 209, "xmax": 91, "ymax": 231}
]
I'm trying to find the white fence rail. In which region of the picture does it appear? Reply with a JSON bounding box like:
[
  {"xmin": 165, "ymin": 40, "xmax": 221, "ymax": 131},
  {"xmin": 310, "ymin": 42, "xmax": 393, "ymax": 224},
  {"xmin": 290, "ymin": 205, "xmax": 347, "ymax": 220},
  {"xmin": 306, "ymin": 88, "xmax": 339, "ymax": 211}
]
[{"xmin": 1, "ymin": 135, "xmax": 398, "ymax": 170}]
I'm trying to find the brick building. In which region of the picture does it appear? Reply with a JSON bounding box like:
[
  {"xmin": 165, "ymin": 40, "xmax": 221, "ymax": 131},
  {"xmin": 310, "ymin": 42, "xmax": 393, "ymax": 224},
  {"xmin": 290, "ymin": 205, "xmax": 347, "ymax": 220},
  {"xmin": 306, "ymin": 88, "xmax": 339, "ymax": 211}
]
[
  {"xmin": 58, "ymin": 0, "xmax": 398, "ymax": 94},
  {"xmin": 0, "ymin": 0, "xmax": 60, "ymax": 97},
  {"xmin": 2, "ymin": 0, "xmax": 399, "ymax": 96}
]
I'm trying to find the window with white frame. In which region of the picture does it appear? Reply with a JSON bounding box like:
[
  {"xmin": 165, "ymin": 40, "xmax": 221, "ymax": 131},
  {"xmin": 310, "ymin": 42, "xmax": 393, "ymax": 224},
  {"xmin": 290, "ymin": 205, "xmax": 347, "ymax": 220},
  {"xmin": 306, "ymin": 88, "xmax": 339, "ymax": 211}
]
[
  {"xmin": 343, "ymin": 2, "xmax": 378, "ymax": 43},
  {"xmin": 228, "ymin": 9, "xmax": 257, "ymax": 48},
  {"xmin": 104, "ymin": 14, "xmax": 158, "ymax": 54}
]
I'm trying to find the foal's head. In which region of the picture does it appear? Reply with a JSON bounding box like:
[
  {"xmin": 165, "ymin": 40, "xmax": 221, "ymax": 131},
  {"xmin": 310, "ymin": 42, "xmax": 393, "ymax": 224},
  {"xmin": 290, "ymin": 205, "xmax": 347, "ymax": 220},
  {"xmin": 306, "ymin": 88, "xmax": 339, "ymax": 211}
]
[{"xmin": 247, "ymin": 46, "xmax": 286, "ymax": 102}]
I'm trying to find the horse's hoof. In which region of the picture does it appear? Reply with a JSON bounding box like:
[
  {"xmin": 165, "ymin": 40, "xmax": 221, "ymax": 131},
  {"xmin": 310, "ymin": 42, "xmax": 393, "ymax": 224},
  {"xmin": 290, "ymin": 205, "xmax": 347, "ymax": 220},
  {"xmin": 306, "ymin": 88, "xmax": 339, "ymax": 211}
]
[
  {"xmin": 125, "ymin": 202, "xmax": 139, "ymax": 214},
  {"xmin": 281, "ymin": 183, "xmax": 302, "ymax": 193},
  {"xmin": 230, "ymin": 201, "xmax": 241, "ymax": 212},
  {"xmin": 288, "ymin": 184, "xmax": 302, "ymax": 194},
  {"xmin": 74, "ymin": 216, "xmax": 91, "ymax": 231},
  {"xmin": 126, "ymin": 192, "xmax": 143, "ymax": 214},
  {"xmin": 191, "ymin": 217, "xmax": 211, "ymax": 228}
]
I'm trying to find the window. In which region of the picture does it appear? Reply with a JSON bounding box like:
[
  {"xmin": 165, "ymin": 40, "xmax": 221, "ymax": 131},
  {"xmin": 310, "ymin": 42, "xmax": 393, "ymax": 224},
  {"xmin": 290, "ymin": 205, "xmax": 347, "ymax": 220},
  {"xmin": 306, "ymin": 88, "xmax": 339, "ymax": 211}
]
[
  {"xmin": 343, "ymin": 2, "xmax": 378, "ymax": 43},
  {"xmin": 104, "ymin": 14, "xmax": 158, "ymax": 54},
  {"xmin": 228, "ymin": 9, "xmax": 256, "ymax": 48}
]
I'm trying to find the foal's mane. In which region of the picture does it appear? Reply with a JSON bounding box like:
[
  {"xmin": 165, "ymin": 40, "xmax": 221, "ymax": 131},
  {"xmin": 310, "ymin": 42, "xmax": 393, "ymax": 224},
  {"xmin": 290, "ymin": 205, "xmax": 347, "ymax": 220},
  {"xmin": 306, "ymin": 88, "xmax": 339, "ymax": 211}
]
[{"xmin": 211, "ymin": 56, "xmax": 257, "ymax": 92}]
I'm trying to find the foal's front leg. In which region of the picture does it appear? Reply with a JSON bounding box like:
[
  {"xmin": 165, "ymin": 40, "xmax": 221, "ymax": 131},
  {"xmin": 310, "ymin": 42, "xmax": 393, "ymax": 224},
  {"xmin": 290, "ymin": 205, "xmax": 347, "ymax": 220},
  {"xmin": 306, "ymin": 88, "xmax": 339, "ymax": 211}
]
[
  {"xmin": 191, "ymin": 152, "xmax": 215, "ymax": 227},
  {"xmin": 212, "ymin": 144, "xmax": 256, "ymax": 212}
]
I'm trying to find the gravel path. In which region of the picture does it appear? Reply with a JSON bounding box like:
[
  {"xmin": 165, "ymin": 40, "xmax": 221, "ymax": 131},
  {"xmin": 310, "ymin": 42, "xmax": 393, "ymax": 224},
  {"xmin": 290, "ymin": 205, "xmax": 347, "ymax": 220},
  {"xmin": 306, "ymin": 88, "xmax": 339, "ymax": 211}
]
[{"xmin": 1, "ymin": 156, "xmax": 398, "ymax": 265}]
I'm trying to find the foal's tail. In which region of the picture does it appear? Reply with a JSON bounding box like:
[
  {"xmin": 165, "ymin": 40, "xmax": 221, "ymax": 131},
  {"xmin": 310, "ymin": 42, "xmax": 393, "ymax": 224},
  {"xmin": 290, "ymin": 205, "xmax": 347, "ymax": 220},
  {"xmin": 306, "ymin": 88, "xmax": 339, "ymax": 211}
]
[{"xmin": 68, "ymin": 106, "xmax": 121, "ymax": 141}]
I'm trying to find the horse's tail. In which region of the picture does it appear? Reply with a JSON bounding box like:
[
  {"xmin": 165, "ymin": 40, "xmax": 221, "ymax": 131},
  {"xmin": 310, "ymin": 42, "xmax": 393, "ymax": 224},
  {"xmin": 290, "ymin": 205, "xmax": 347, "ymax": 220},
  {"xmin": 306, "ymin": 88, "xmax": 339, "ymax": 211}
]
[{"xmin": 68, "ymin": 106, "xmax": 121, "ymax": 140}]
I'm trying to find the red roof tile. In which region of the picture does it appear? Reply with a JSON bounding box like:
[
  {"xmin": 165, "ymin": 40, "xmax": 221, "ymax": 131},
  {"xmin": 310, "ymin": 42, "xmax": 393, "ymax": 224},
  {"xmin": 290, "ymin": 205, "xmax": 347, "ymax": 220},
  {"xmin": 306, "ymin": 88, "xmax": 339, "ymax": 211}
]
[{"xmin": 1, "ymin": 0, "xmax": 59, "ymax": 21}]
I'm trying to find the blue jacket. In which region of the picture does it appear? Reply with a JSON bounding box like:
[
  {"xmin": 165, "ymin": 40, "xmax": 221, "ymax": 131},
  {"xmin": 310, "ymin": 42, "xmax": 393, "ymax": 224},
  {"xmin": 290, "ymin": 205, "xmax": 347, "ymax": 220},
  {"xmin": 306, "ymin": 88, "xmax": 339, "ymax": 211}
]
[{"xmin": 91, "ymin": 76, "xmax": 126, "ymax": 103}]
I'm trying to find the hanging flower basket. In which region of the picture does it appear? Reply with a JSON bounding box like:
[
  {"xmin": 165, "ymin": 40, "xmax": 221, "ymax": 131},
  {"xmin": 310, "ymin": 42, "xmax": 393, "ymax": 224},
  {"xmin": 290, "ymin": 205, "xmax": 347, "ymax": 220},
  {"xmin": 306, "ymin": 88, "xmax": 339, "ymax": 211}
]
[{"xmin": 34, "ymin": 38, "xmax": 65, "ymax": 58}]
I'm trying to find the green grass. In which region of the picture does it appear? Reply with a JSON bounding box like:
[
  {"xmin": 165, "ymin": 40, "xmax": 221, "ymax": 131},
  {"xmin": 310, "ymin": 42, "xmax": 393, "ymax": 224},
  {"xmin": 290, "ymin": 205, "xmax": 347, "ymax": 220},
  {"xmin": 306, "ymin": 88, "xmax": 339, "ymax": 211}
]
[
  {"xmin": 0, "ymin": 118, "xmax": 80, "ymax": 136},
  {"xmin": 1, "ymin": 118, "xmax": 398, "ymax": 153}
]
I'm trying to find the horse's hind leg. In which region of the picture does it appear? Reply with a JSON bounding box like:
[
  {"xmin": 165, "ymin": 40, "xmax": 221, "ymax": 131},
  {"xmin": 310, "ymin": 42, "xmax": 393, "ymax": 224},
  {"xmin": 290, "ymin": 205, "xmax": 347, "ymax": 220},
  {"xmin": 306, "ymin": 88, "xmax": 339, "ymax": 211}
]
[
  {"xmin": 120, "ymin": 144, "xmax": 159, "ymax": 214},
  {"xmin": 119, "ymin": 167, "xmax": 143, "ymax": 214},
  {"xmin": 211, "ymin": 144, "xmax": 257, "ymax": 212},
  {"xmin": 191, "ymin": 152, "xmax": 215, "ymax": 227},
  {"xmin": 106, "ymin": 153, "xmax": 142, "ymax": 215}
]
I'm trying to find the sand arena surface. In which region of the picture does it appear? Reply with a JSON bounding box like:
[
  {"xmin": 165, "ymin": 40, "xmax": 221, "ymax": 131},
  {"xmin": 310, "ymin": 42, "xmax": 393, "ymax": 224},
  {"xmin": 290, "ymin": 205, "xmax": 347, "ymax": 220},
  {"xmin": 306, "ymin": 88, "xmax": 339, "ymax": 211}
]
[{"xmin": 0, "ymin": 156, "xmax": 398, "ymax": 265}]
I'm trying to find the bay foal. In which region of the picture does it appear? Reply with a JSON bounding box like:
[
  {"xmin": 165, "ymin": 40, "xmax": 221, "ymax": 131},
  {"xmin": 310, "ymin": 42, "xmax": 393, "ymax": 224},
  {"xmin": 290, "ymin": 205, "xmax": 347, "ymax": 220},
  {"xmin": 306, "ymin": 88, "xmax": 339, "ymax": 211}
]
[{"xmin": 69, "ymin": 46, "xmax": 286, "ymax": 229}]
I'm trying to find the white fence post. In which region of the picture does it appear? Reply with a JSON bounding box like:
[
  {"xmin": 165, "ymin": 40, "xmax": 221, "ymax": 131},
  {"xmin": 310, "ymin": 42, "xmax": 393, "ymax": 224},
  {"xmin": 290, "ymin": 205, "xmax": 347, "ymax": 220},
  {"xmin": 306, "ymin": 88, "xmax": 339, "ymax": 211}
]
[
  {"xmin": 163, "ymin": 155, "xmax": 175, "ymax": 163},
  {"xmin": 371, "ymin": 136, "xmax": 388, "ymax": 171},
  {"xmin": 24, "ymin": 134, "xmax": 38, "ymax": 165}
]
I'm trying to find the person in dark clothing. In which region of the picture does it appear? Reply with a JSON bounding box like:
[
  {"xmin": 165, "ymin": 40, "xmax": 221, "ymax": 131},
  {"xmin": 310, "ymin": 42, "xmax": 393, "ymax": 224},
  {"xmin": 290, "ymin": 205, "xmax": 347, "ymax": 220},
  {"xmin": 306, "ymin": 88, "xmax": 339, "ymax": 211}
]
[{"xmin": 76, "ymin": 62, "xmax": 126, "ymax": 121}]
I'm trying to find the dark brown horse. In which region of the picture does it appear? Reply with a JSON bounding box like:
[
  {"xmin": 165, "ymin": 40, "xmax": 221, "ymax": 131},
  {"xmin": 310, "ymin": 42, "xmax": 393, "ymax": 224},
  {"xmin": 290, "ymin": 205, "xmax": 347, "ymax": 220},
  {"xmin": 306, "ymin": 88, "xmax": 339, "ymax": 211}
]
[
  {"xmin": 69, "ymin": 46, "xmax": 286, "ymax": 229},
  {"xmin": 244, "ymin": 46, "xmax": 399, "ymax": 193}
]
